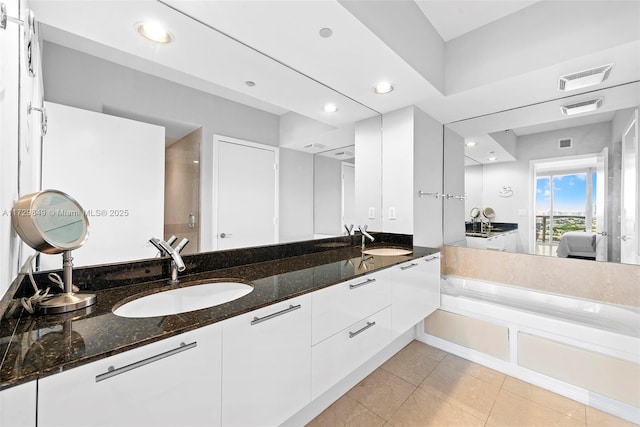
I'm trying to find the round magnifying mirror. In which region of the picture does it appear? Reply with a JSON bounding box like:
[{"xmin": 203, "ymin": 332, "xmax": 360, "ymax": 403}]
[
  {"xmin": 470, "ymin": 207, "xmax": 480, "ymax": 218},
  {"xmin": 12, "ymin": 189, "xmax": 95, "ymax": 314},
  {"xmin": 13, "ymin": 189, "xmax": 89, "ymax": 254},
  {"xmin": 482, "ymin": 207, "xmax": 496, "ymax": 219}
]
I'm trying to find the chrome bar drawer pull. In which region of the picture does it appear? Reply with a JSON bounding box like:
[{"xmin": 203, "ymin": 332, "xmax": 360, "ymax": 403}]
[
  {"xmin": 424, "ymin": 256, "xmax": 439, "ymax": 262},
  {"xmin": 349, "ymin": 321, "xmax": 376, "ymax": 338},
  {"xmin": 400, "ymin": 263, "xmax": 419, "ymax": 271},
  {"xmin": 250, "ymin": 304, "xmax": 301, "ymax": 325},
  {"xmin": 96, "ymin": 341, "xmax": 197, "ymax": 382},
  {"xmin": 349, "ymin": 278, "xmax": 376, "ymax": 290}
]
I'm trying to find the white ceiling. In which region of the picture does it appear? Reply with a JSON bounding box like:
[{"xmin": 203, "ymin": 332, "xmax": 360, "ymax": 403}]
[
  {"xmin": 30, "ymin": 0, "xmax": 640, "ymax": 156},
  {"xmin": 415, "ymin": 0, "xmax": 542, "ymax": 42}
]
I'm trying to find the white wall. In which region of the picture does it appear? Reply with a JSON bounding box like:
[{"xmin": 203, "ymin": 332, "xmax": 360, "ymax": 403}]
[
  {"xmin": 355, "ymin": 115, "xmax": 382, "ymax": 230},
  {"xmin": 465, "ymin": 165, "xmax": 483, "ymax": 220},
  {"xmin": 609, "ymin": 107, "xmax": 638, "ymax": 262},
  {"xmin": 280, "ymin": 148, "xmax": 314, "ymax": 242},
  {"xmin": 443, "ymin": 127, "xmax": 465, "ymax": 244},
  {"xmin": 376, "ymin": 105, "xmax": 444, "ymax": 246},
  {"xmin": 0, "ymin": 0, "xmax": 20, "ymax": 295},
  {"xmin": 490, "ymin": 130, "xmax": 517, "ymax": 158},
  {"xmin": 314, "ymin": 156, "xmax": 342, "ymax": 236},
  {"xmin": 413, "ymin": 107, "xmax": 444, "ymax": 248},
  {"xmin": 41, "ymin": 103, "xmax": 165, "ymax": 269},
  {"xmin": 382, "ymin": 106, "xmax": 414, "ymax": 234}
]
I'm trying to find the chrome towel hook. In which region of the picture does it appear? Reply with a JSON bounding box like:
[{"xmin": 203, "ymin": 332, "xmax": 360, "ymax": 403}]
[
  {"xmin": 27, "ymin": 101, "xmax": 47, "ymax": 136},
  {"xmin": 1, "ymin": 2, "xmax": 36, "ymax": 77}
]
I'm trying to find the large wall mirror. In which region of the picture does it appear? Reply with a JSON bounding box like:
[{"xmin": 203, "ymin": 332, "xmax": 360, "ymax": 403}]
[
  {"xmin": 444, "ymin": 82, "xmax": 640, "ymax": 266},
  {"xmin": 29, "ymin": 1, "xmax": 381, "ymax": 269}
]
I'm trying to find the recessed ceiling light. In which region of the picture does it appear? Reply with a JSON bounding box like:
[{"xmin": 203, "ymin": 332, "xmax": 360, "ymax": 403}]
[
  {"xmin": 192, "ymin": 160, "xmax": 200, "ymax": 164},
  {"xmin": 373, "ymin": 81, "xmax": 394, "ymax": 94},
  {"xmin": 560, "ymin": 98, "xmax": 604, "ymax": 116},
  {"xmin": 245, "ymin": 81, "xmax": 256, "ymax": 87},
  {"xmin": 319, "ymin": 27, "xmax": 333, "ymax": 38},
  {"xmin": 559, "ymin": 64, "xmax": 613, "ymax": 91},
  {"xmin": 324, "ymin": 103, "xmax": 338, "ymax": 113},
  {"xmin": 136, "ymin": 21, "xmax": 173, "ymax": 44},
  {"xmin": 488, "ymin": 156, "xmax": 497, "ymax": 161},
  {"xmin": 465, "ymin": 141, "xmax": 477, "ymax": 147}
]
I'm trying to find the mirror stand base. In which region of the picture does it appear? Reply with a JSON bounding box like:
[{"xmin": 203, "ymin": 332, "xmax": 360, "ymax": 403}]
[{"xmin": 37, "ymin": 293, "xmax": 96, "ymax": 315}]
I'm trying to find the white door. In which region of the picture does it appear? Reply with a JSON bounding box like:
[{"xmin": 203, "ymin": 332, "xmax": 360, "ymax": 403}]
[
  {"xmin": 342, "ymin": 162, "xmax": 355, "ymax": 228},
  {"xmin": 214, "ymin": 135, "xmax": 278, "ymax": 250},
  {"xmin": 621, "ymin": 110, "xmax": 639, "ymax": 264},
  {"xmin": 595, "ymin": 147, "xmax": 608, "ymax": 261}
]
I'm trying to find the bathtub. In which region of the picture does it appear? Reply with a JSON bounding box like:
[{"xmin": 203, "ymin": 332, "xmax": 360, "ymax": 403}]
[
  {"xmin": 423, "ymin": 275, "xmax": 640, "ymax": 424},
  {"xmin": 441, "ymin": 275, "xmax": 640, "ymax": 340}
]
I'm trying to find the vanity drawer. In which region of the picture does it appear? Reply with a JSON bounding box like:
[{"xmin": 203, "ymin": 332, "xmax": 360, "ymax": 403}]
[
  {"xmin": 311, "ymin": 306, "xmax": 392, "ymax": 399},
  {"xmin": 312, "ymin": 271, "xmax": 391, "ymax": 345}
]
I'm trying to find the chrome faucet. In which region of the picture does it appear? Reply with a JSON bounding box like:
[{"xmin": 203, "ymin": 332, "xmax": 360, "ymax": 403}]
[
  {"xmin": 358, "ymin": 225, "xmax": 375, "ymax": 251},
  {"xmin": 150, "ymin": 237, "xmax": 188, "ymax": 284}
]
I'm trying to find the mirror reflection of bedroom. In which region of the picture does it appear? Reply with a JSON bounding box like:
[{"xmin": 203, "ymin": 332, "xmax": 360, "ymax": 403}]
[
  {"xmin": 533, "ymin": 154, "xmax": 605, "ymax": 260},
  {"xmin": 454, "ymin": 84, "xmax": 638, "ymax": 264}
]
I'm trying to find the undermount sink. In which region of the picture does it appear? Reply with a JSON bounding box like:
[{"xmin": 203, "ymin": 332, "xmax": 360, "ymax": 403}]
[
  {"xmin": 113, "ymin": 281, "xmax": 254, "ymax": 318},
  {"xmin": 362, "ymin": 247, "xmax": 413, "ymax": 256}
]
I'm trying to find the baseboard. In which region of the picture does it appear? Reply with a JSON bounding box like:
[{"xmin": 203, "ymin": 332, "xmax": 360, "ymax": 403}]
[{"xmin": 282, "ymin": 328, "xmax": 415, "ymax": 426}]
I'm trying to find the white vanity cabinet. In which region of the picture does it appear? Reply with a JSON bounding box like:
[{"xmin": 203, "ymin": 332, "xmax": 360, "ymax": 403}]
[
  {"xmin": 467, "ymin": 231, "xmax": 517, "ymax": 252},
  {"xmin": 311, "ymin": 270, "xmax": 392, "ymax": 398},
  {"xmin": 221, "ymin": 294, "xmax": 312, "ymax": 427},
  {"xmin": 0, "ymin": 381, "xmax": 37, "ymax": 427},
  {"xmin": 37, "ymin": 323, "xmax": 223, "ymax": 427},
  {"xmin": 391, "ymin": 253, "xmax": 441, "ymax": 339},
  {"xmin": 311, "ymin": 306, "xmax": 392, "ymax": 398},
  {"xmin": 312, "ymin": 271, "xmax": 391, "ymax": 345}
]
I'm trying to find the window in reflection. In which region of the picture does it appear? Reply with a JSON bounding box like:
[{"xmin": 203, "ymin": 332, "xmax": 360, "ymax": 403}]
[{"xmin": 534, "ymin": 158, "xmax": 602, "ymax": 260}]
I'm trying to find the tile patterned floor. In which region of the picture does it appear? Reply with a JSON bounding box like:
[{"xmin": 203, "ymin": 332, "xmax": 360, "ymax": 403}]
[{"xmin": 307, "ymin": 340, "xmax": 638, "ymax": 427}]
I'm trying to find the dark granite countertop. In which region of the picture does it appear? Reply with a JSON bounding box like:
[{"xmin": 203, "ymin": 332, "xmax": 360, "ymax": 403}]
[
  {"xmin": 465, "ymin": 222, "xmax": 518, "ymax": 238},
  {"xmin": 0, "ymin": 233, "xmax": 439, "ymax": 390}
]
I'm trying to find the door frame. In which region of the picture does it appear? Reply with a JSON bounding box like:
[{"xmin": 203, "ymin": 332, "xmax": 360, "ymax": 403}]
[
  {"xmin": 212, "ymin": 134, "xmax": 279, "ymax": 251},
  {"xmin": 341, "ymin": 162, "xmax": 355, "ymax": 228},
  {"xmin": 621, "ymin": 109, "xmax": 639, "ymax": 260}
]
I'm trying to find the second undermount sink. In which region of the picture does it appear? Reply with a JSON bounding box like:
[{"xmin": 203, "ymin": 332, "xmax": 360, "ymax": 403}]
[
  {"xmin": 113, "ymin": 281, "xmax": 254, "ymax": 318},
  {"xmin": 362, "ymin": 247, "xmax": 413, "ymax": 256}
]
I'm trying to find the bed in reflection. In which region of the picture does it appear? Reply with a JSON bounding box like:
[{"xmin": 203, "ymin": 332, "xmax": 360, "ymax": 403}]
[{"xmin": 557, "ymin": 231, "xmax": 596, "ymax": 260}]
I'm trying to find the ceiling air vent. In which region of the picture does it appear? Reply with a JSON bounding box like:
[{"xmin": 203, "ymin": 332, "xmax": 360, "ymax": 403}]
[
  {"xmin": 560, "ymin": 98, "xmax": 603, "ymax": 116},
  {"xmin": 303, "ymin": 143, "xmax": 327, "ymax": 150},
  {"xmin": 558, "ymin": 138, "xmax": 573, "ymax": 149},
  {"xmin": 559, "ymin": 64, "xmax": 613, "ymax": 91},
  {"xmin": 334, "ymin": 151, "xmax": 354, "ymax": 157}
]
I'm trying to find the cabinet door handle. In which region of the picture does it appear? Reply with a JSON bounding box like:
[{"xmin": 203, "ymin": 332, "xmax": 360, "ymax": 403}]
[
  {"xmin": 400, "ymin": 263, "xmax": 418, "ymax": 270},
  {"xmin": 349, "ymin": 321, "xmax": 376, "ymax": 338},
  {"xmin": 349, "ymin": 278, "xmax": 376, "ymax": 289},
  {"xmin": 96, "ymin": 341, "xmax": 197, "ymax": 382},
  {"xmin": 424, "ymin": 256, "xmax": 439, "ymax": 262},
  {"xmin": 250, "ymin": 304, "xmax": 301, "ymax": 325}
]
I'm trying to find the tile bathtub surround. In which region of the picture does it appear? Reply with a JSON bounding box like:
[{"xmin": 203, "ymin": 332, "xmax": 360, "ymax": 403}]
[
  {"xmin": 308, "ymin": 340, "xmax": 640, "ymax": 427},
  {"xmin": 0, "ymin": 236, "xmax": 435, "ymax": 390},
  {"xmin": 441, "ymin": 246, "xmax": 640, "ymax": 308}
]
